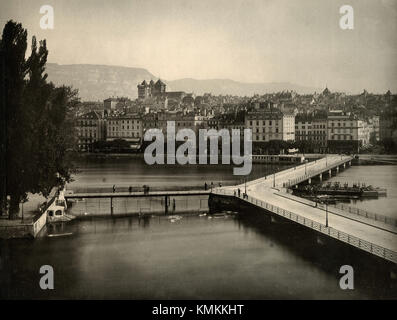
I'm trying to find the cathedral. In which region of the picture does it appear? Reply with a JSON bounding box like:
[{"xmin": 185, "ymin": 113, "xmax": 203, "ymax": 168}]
[{"xmin": 137, "ymin": 79, "xmax": 166, "ymax": 100}]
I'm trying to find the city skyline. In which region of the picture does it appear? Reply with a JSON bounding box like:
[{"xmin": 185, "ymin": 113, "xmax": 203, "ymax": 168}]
[{"xmin": 1, "ymin": 0, "xmax": 396, "ymax": 94}]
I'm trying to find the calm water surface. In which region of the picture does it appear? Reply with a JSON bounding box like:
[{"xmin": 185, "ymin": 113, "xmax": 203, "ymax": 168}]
[
  {"xmin": 327, "ymin": 165, "xmax": 397, "ymax": 218},
  {"xmin": 1, "ymin": 159, "xmax": 396, "ymax": 299},
  {"xmin": 2, "ymin": 214, "xmax": 392, "ymax": 299},
  {"xmin": 67, "ymin": 157, "xmax": 289, "ymax": 192}
]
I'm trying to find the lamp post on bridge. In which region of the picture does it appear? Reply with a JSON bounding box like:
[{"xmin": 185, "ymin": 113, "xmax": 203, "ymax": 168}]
[
  {"xmin": 273, "ymin": 171, "xmax": 276, "ymax": 188},
  {"xmin": 325, "ymin": 202, "xmax": 328, "ymax": 227},
  {"xmin": 315, "ymin": 196, "xmax": 329, "ymax": 228}
]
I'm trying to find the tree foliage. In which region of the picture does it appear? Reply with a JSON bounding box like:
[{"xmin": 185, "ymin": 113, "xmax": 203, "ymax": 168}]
[
  {"xmin": 0, "ymin": 20, "xmax": 79, "ymax": 219},
  {"xmin": 381, "ymin": 137, "xmax": 397, "ymax": 154}
]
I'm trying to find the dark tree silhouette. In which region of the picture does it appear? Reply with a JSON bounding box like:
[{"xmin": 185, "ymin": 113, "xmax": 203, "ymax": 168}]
[{"xmin": 0, "ymin": 21, "xmax": 78, "ymax": 219}]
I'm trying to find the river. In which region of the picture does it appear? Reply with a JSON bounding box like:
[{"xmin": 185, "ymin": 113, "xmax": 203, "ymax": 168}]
[
  {"xmin": 66, "ymin": 156, "xmax": 289, "ymax": 192},
  {"xmin": 0, "ymin": 158, "xmax": 396, "ymax": 299},
  {"xmin": 326, "ymin": 165, "xmax": 397, "ymax": 218}
]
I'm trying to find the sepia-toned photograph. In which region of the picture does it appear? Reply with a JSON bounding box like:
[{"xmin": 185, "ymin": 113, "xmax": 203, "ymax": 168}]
[{"xmin": 0, "ymin": 0, "xmax": 396, "ymax": 305}]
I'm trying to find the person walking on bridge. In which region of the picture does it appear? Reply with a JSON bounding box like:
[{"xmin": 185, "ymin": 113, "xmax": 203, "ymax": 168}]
[{"xmin": 112, "ymin": 185, "xmax": 116, "ymax": 193}]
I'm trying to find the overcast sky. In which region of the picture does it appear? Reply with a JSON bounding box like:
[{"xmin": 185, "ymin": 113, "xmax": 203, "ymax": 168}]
[{"xmin": 1, "ymin": 0, "xmax": 396, "ymax": 93}]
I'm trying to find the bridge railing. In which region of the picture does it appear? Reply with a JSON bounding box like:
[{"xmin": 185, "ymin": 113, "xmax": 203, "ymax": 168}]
[
  {"xmin": 330, "ymin": 203, "xmax": 397, "ymax": 228},
  {"xmin": 211, "ymin": 189, "xmax": 397, "ymax": 264},
  {"xmin": 283, "ymin": 157, "xmax": 352, "ymax": 188},
  {"xmin": 274, "ymin": 191, "xmax": 397, "ymax": 230},
  {"xmin": 243, "ymin": 156, "xmax": 352, "ymax": 188}
]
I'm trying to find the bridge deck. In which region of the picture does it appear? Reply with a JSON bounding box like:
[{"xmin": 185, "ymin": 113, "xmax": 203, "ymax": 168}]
[
  {"xmin": 247, "ymin": 154, "xmax": 352, "ymax": 188},
  {"xmin": 64, "ymin": 190, "xmax": 210, "ymax": 199},
  {"xmin": 217, "ymin": 155, "xmax": 397, "ymax": 264}
]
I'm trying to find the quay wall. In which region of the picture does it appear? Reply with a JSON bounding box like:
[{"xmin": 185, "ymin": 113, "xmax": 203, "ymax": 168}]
[
  {"xmin": 0, "ymin": 210, "xmax": 47, "ymax": 239},
  {"xmin": 0, "ymin": 188, "xmax": 58, "ymax": 239}
]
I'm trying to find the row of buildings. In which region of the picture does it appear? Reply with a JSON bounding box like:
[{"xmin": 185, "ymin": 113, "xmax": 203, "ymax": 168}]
[
  {"xmin": 75, "ymin": 81, "xmax": 396, "ymax": 153},
  {"xmin": 76, "ymin": 108, "xmax": 381, "ymax": 154}
]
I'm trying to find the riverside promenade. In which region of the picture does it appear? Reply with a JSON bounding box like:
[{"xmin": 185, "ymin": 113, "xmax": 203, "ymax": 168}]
[{"xmin": 214, "ymin": 155, "xmax": 397, "ymax": 264}]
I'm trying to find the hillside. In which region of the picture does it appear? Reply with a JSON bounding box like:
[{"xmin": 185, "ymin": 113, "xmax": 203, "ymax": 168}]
[
  {"xmin": 46, "ymin": 63, "xmax": 156, "ymax": 101},
  {"xmin": 46, "ymin": 63, "xmax": 320, "ymax": 101},
  {"xmin": 168, "ymin": 78, "xmax": 320, "ymax": 96}
]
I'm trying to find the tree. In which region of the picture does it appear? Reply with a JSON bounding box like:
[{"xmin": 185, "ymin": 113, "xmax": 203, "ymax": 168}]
[
  {"xmin": 0, "ymin": 39, "xmax": 6, "ymax": 214},
  {"xmin": 1, "ymin": 21, "xmax": 78, "ymax": 219},
  {"xmin": 293, "ymin": 140, "xmax": 313, "ymax": 153},
  {"xmin": 381, "ymin": 137, "xmax": 397, "ymax": 154},
  {"xmin": 1, "ymin": 21, "xmax": 28, "ymax": 217}
]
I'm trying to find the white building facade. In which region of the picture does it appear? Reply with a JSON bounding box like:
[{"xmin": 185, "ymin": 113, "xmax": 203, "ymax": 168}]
[{"xmin": 245, "ymin": 111, "xmax": 295, "ymax": 142}]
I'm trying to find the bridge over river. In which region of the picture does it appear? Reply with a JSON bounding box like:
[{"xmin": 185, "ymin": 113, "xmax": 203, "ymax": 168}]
[
  {"xmin": 64, "ymin": 154, "xmax": 397, "ymax": 264},
  {"xmin": 214, "ymin": 154, "xmax": 397, "ymax": 264}
]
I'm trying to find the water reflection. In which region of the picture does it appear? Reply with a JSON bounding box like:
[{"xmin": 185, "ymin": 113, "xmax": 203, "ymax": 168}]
[
  {"xmin": 1, "ymin": 162, "xmax": 396, "ymax": 299},
  {"xmin": 1, "ymin": 212, "xmax": 395, "ymax": 300}
]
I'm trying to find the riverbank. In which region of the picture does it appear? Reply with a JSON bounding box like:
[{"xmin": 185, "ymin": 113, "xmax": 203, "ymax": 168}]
[
  {"xmin": 0, "ymin": 189, "xmax": 57, "ymax": 239},
  {"xmin": 73, "ymin": 152, "xmax": 144, "ymax": 160},
  {"xmin": 0, "ymin": 210, "xmax": 47, "ymax": 239}
]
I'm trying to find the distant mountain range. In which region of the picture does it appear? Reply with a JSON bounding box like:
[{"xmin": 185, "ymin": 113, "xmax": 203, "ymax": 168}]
[
  {"xmin": 168, "ymin": 78, "xmax": 321, "ymax": 97},
  {"xmin": 46, "ymin": 63, "xmax": 321, "ymax": 101}
]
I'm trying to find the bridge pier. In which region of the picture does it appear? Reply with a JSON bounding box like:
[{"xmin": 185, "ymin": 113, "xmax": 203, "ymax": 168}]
[
  {"xmin": 110, "ymin": 197, "xmax": 113, "ymax": 216},
  {"xmin": 312, "ymin": 173, "xmax": 323, "ymax": 183},
  {"xmin": 165, "ymin": 195, "xmax": 169, "ymax": 215}
]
